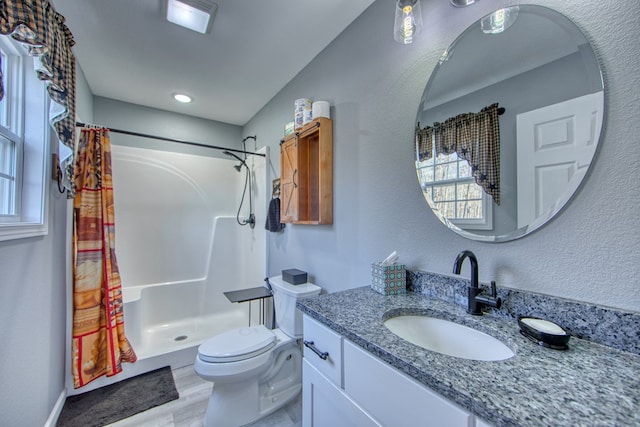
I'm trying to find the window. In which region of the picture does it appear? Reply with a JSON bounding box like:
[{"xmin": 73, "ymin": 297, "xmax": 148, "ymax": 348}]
[
  {"xmin": 0, "ymin": 132, "xmax": 18, "ymax": 216},
  {"xmin": 417, "ymin": 150, "xmax": 493, "ymax": 230},
  {"xmin": 0, "ymin": 40, "xmax": 22, "ymax": 218},
  {"xmin": 0, "ymin": 35, "xmax": 50, "ymax": 241}
]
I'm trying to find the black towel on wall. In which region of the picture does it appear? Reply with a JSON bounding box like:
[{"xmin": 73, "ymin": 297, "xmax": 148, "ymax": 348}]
[{"xmin": 265, "ymin": 197, "xmax": 285, "ymax": 232}]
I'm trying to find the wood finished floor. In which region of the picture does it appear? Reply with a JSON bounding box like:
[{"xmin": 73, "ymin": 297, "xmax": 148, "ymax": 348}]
[{"xmin": 105, "ymin": 365, "xmax": 302, "ymax": 427}]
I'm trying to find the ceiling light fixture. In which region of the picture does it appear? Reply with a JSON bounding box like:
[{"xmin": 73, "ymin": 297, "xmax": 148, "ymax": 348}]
[
  {"xmin": 481, "ymin": 6, "xmax": 519, "ymax": 34},
  {"xmin": 166, "ymin": 0, "xmax": 218, "ymax": 34},
  {"xmin": 450, "ymin": 0, "xmax": 477, "ymax": 6},
  {"xmin": 173, "ymin": 93, "xmax": 192, "ymax": 103},
  {"xmin": 393, "ymin": 0, "xmax": 423, "ymax": 45}
]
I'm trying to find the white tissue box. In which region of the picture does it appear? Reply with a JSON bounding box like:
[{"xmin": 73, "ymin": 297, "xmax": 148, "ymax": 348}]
[{"xmin": 371, "ymin": 262, "xmax": 406, "ymax": 296}]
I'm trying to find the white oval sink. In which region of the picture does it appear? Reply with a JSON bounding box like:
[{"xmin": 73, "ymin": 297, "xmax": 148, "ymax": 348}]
[{"xmin": 384, "ymin": 315, "xmax": 514, "ymax": 361}]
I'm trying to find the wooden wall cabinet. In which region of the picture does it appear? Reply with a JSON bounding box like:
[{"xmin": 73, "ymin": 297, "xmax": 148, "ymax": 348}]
[{"xmin": 280, "ymin": 117, "xmax": 333, "ymax": 224}]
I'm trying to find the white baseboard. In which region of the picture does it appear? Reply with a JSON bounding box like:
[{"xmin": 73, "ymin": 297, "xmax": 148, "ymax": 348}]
[{"xmin": 44, "ymin": 389, "xmax": 67, "ymax": 427}]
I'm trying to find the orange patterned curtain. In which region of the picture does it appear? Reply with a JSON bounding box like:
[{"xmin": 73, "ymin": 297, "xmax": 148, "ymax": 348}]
[{"xmin": 72, "ymin": 128, "xmax": 136, "ymax": 388}]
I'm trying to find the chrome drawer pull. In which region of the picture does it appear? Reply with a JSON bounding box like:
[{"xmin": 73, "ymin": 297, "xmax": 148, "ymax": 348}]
[{"xmin": 303, "ymin": 340, "xmax": 329, "ymax": 360}]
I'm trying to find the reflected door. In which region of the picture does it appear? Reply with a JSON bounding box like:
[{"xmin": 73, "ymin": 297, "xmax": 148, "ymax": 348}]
[{"xmin": 516, "ymin": 91, "xmax": 603, "ymax": 228}]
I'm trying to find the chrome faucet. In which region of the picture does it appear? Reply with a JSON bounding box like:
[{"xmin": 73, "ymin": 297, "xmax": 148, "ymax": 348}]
[{"xmin": 452, "ymin": 250, "xmax": 501, "ymax": 315}]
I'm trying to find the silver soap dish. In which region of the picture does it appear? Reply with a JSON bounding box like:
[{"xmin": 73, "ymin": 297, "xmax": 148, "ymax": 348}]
[{"xmin": 518, "ymin": 316, "xmax": 570, "ymax": 350}]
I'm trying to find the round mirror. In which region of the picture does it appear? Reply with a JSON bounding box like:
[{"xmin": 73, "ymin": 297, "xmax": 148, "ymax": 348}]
[{"xmin": 415, "ymin": 5, "xmax": 604, "ymax": 242}]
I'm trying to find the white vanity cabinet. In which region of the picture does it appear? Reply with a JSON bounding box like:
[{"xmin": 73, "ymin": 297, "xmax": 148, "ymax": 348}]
[
  {"xmin": 343, "ymin": 340, "xmax": 471, "ymax": 427},
  {"xmin": 302, "ymin": 315, "xmax": 379, "ymax": 426},
  {"xmin": 302, "ymin": 360, "xmax": 380, "ymax": 426},
  {"xmin": 302, "ymin": 314, "xmax": 491, "ymax": 427}
]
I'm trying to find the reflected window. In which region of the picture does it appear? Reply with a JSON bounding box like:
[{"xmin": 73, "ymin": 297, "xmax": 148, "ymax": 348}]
[{"xmin": 417, "ymin": 150, "xmax": 493, "ymax": 230}]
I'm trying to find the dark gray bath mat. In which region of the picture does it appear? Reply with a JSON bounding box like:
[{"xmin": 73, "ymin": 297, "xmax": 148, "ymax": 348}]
[{"xmin": 57, "ymin": 366, "xmax": 179, "ymax": 426}]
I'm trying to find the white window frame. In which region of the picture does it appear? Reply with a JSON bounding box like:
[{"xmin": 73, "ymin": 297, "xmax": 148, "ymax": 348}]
[
  {"xmin": 0, "ymin": 35, "xmax": 50, "ymax": 241},
  {"xmin": 417, "ymin": 150, "xmax": 493, "ymax": 231}
]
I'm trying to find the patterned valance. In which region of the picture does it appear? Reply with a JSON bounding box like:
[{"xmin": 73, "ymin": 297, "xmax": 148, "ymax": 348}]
[
  {"xmin": 416, "ymin": 103, "xmax": 501, "ymax": 205},
  {"xmin": 0, "ymin": 0, "xmax": 76, "ymax": 194}
]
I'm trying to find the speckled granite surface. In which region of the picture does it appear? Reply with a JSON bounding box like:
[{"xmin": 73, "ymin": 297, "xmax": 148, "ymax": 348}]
[
  {"xmin": 297, "ymin": 286, "xmax": 640, "ymax": 427},
  {"xmin": 408, "ymin": 270, "xmax": 640, "ymax": 355}
]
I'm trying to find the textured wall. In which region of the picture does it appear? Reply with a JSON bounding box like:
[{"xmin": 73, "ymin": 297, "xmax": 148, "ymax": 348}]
[{"xmin": 245, "ymin": 0, "xmax": 640, "ymax": 313}]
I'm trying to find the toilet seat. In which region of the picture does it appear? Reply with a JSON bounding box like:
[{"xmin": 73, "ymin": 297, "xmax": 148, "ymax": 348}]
[{"xmin": 198, "ymin": 325, "xmax": 276, "ymax": 363}]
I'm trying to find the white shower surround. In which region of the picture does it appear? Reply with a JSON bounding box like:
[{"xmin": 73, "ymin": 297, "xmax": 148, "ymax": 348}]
[{"xmin": 66, "ymin": 144, "xmax": 269, "ymax": 395}]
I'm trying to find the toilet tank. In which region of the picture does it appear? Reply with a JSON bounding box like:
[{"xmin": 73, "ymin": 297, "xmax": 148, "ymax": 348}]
[{"xmin": 269, "ymin": 275, "xmax": 321, "ymax": 338}]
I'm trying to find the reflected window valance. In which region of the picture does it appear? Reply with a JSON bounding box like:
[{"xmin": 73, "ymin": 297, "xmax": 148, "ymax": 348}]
[
  {"xmin": 0, "ymin": 0, "xmax": 76, "ymax": 194},
  {"xmin": 416, "ymin": 103, "xmax": 501, "ymax": 205}
]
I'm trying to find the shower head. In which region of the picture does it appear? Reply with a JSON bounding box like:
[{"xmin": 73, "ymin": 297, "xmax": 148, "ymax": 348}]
[{"xmin": 223, "ymin": 150, "xmax": 247, "ymax": 171}]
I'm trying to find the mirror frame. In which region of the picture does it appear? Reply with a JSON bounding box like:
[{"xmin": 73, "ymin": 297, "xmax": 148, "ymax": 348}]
[{"xmin": 415, "ymin": 4, "xmax": 605, "ymax": 242}]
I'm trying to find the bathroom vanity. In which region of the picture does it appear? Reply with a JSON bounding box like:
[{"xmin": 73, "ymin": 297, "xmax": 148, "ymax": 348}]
[
  {"xmin": 302, "ymin": 314, "xmax": 487, "ymax": 426},
  {"xmin": 298, "ymin": 287, "xmax": 640, "ymax": 426}
]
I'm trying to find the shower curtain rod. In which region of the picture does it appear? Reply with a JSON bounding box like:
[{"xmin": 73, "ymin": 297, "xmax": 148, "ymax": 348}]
[{"xmin": 75, "ymin": 122, "xmax": 265, "ymax": 158}]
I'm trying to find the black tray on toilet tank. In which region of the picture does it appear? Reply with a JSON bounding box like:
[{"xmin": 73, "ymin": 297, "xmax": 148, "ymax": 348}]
[{"xmin": 282, "ymin": 269, "xmax": 308, "ymax": 285}]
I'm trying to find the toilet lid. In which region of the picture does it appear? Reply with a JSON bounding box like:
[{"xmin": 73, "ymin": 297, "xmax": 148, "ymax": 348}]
[{"xmin": 198, "ymin": 325, "xmax": 276, "ymax": 363}]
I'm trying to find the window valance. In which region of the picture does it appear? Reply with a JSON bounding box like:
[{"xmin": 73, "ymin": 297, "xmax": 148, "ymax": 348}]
[
  {"xmin": 0, "ymin": 0, "xmax": 76, "ymax": 194},
  {"xmin": 416, "ymin": 103, "xmax": 501, "ymax": 205}
]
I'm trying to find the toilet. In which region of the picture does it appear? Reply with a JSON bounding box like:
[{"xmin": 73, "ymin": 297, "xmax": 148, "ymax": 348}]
[{"xmin": 194, "ymin": 276, "xmax": 321, "ymax": 427}]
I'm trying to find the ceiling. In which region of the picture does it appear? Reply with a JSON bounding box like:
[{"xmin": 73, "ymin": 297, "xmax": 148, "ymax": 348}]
[
  {"xmin": 52, "ymin": 0, "xmax": 376, "ymax": 126},
  {"xmin": 423, "ymin": 6, "xmax": 586, "ymax": 110}
]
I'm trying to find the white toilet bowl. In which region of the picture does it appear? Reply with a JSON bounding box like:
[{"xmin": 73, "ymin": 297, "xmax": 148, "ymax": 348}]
[
  {"xmin": 194, "ymin": 276, "xmax": 320, "ymax": 427},
  {"xmin": 195, "ymin": 326, "xmax": 301, "ymax": 427}
]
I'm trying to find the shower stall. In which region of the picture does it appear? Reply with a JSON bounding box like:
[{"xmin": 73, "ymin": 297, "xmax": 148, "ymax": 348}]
[{"xmin": 66, "ymin": 142, "xmax": 270, "ymax": 394}]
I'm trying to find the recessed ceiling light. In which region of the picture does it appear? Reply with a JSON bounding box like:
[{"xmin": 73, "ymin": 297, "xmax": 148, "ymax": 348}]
[
  {"xmin": 173, "ymin": 93, "xmax": 192, "ymax": 103},
  {"xmin": 166, "ymin": 0, "xmax": 218, "ymax": 34}
]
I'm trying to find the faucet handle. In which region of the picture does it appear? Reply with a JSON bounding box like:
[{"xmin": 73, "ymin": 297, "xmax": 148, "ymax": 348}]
[
  {"xmin": 479, "ymin": 281, "xmax": 502, "ymax": 310},
  {"xmin": 489, "ymin": 281, "xmax": 498, "ymax": 298}
]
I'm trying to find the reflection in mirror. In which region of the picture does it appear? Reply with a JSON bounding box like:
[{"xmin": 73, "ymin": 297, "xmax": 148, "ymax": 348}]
[{"xmin": 415, "ymin": 5, "xmax": 604, "ymax": 242}]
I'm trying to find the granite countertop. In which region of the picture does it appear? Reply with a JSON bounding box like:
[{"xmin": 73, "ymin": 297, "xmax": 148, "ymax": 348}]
[{"xmin": 296, "ymin": 286, "xmax": 640, "ymax": 427}]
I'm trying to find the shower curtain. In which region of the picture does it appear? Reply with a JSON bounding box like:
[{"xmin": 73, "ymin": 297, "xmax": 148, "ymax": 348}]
[{"xmin": 72, "ymin": 127, "xmax": 136, "ymax": 388}]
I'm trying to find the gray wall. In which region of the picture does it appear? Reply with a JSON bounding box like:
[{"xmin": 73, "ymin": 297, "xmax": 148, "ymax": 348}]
[
  {"xmin": 245, "ymin": 0, "xmax": 640, "ymax": 313},
  {"xmin": 93, "ymin": 96, "xmax": 244, "ymax": 156},
  {"xmin": 0, "ymin": 192, "xmax": 68, "ymax": 427}
]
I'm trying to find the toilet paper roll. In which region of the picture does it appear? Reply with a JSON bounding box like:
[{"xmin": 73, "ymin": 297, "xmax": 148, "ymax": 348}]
[
  {"xmin": 312, "ymin": 101, "xmax": 330, "ymax": 119},
  {"xmin": 294, "ymin": 98, "xmax": 312, "ymax": 110}
]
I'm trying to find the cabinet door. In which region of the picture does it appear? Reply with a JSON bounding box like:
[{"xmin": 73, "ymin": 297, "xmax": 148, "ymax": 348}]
[
  {"xmin": 280, "ymin": 137, "xmax": 298, "ymax": 223},
  {"xmin": 303, "ymin": 315, "xmax": 343, "ymax": 387},
  {"xmin": 279, "ymin": 118, "xmax": 333, "ymax": 225},
  {"xmin": 303, "ymin": 359, "xmax": 381, "ymax": 427},
  {"xmin": 343, "ymin": 340, "xmax": 472, "ymax": 427}
]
